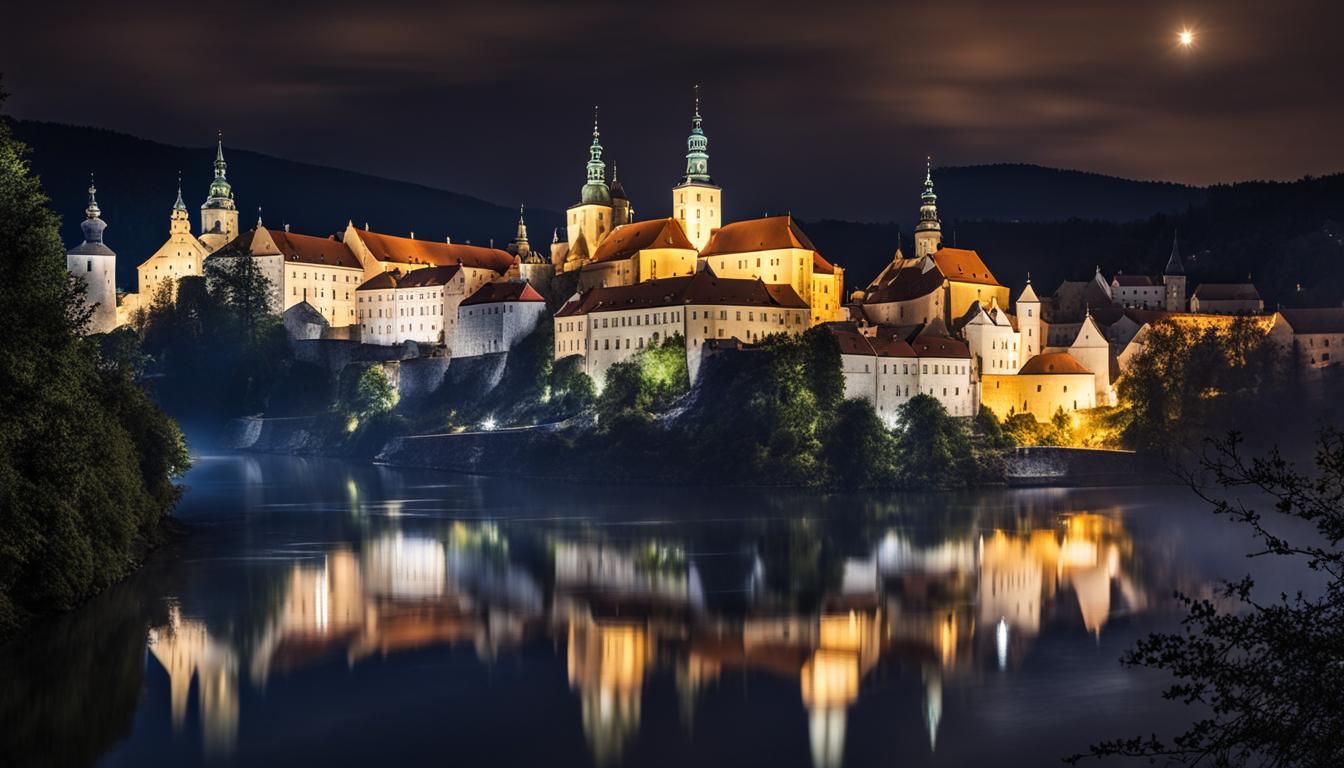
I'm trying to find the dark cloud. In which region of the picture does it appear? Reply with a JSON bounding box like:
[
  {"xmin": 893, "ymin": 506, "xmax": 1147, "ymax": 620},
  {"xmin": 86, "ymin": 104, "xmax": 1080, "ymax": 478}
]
[{"xmin": 5, "ymin": 0, "xmax": 1342, "ymax": 221}]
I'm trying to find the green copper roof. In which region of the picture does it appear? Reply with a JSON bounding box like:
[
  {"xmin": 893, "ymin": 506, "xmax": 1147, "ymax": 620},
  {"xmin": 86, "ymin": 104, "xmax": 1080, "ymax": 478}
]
[
  {"xmin": 206, "ymin": 133, "xmax": 235, "ymax": 207},
  {"xmin": 682, "ymin": 85, "xmax": 712, "ymax": 185},
  {"xmin": 580, "ymin": 107, "xmax": 611, "ymax": 205}
]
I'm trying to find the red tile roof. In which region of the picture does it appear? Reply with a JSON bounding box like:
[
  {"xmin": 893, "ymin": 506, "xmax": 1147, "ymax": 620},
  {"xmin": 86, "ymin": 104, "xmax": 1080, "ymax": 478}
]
[
  {"xmin": 267, "ymin": 229, "xmax": 362, "ymax": 269},
  {"xmin": 1192, "ymin": 283, "xmax": 1261, "ymax": 301},
  {"xmin": 353, "ymin": 229, "xmax": 513, "ymax": 273},
  {"xmin": 1019, "ymin": 351, "xmax": 1091, "ymax": 375},
  {"xmin": 590, "ymin": 218, "xmax": 694, "ymax": 264},
  {"xmin": 700, "ymin": 215, "xmax": 818, "ymax": 257},
  {"xmin": 1280, "ymin": 308, "xmax": 1344, "ymax": 334},
  {"xmin": 911, "ymin": 320, "xmax": 971, "ymax": 358},
  {"xmin": 461, "ymin": 281, "xmax": 545, "ymax": 306},
  {"xmin": 866, "ymin": 263, "xmax": 945, "ymax": 304},
  {"xmin": 557, "ymin": 270, "xmax": 808, "ymax": 317},
  {"xmin": 931, "ymin": 248, "xmax": 1000, "ymax": 286},
  {"xmin": 398, "ymin": 265, "xmax": 461, "ymax": 288},
  {"xmin": 356, "ymin": 271, "xmax": 398, "ymax": 291}
]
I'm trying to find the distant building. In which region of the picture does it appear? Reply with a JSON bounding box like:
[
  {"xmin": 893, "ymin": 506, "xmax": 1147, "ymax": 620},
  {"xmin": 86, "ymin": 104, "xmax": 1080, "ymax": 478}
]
[
  {"xmin": 578, "ymin": 217, "xmax": 698, "ymax": 290},
  {"xmin": 826, "ymin": 319, "xmax": 976, "ymax": 423},
  {"xmin": 1189, "ymin": 283, "xmax": 1263, "ymax": 314},
  {"xmin": 699, "ymin": 215, "xmax": 846, "ymax": 325},
  {"xmin": 981, "ymin": 351, "xmax": 1097, "ymax": 420}
]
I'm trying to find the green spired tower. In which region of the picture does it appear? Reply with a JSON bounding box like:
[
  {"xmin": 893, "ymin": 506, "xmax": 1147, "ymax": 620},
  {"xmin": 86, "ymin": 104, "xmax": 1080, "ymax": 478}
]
[
  {"xmin": 199, "ymin": 132, "xmax": 239, "ymax": 252},
  {"xmin": 672, "ymin": 85, "xmax": 721, "ymax": 251}
]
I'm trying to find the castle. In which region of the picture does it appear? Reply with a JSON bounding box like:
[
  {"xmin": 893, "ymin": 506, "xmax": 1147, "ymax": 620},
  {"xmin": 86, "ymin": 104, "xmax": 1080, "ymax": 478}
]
[{"xmin": 65, "ymin": 92, "xmax": 1343, "ymax": 423}]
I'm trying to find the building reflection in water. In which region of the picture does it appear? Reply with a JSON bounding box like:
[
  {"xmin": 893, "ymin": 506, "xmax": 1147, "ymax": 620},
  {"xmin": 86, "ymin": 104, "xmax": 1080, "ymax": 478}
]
[{"xmin": 144, "ymin": 509, "xmax": 1146, "ymax": 767}]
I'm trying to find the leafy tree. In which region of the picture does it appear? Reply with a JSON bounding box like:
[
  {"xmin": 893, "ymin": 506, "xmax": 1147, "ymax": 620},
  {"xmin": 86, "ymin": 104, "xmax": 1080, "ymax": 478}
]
[
  {"xmin": 1073, "ymin": 431, "xmax": 1344, "ymax": 767},
  {"xmin": 975, "ymin": 404, "xmax": 1017, "ymax": 450},
  {"xmin": 341, "ymin": 365, "xmax": 398, "ymax": 421},
  {"xmin": 550, "ymin": 355, "xmax": 595, "ymax": 414},
  {"xmin": 891, "ymin": 394, "xmax": 976, "ymax": 488},
  {"xmin": 0, "ymin": 85, "xmax": 188, "ymax": 636},
  {"xmin": 821, "ymin": 398, "xmax": 899, "ymax": 488}
]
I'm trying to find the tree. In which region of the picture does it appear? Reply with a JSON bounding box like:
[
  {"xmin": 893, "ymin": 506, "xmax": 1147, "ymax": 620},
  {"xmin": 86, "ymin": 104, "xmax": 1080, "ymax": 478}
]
[
  {"xmin": 0, "ymin": 84, "xmax": 188, "ymax": 636},
  {"xmin": 891, "ymin": 394, "xmax": 976, "ymax": 488},
  {"xmin": 341, "ymin": 365, "xmax": 398, "ymax": 422},
  {"xmin": 822, "ymin": 398, "xmax": 899, "ymax": 488},
  {"xmin": 1073, "ymin": 431, "xmax": 1344, "ymax": 767}
]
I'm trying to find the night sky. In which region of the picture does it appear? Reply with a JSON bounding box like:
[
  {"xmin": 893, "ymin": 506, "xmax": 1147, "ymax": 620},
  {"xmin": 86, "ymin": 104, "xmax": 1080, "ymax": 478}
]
[{"xmin": 5, "ymin": 0, "xmax": 1342, "ymax": 221}]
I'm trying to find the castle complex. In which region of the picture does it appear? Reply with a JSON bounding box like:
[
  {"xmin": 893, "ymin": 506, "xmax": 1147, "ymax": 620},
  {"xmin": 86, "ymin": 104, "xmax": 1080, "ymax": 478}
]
[{"xmin": 65, "ymin": 91, "xmax": 1344, "ymax": 422}]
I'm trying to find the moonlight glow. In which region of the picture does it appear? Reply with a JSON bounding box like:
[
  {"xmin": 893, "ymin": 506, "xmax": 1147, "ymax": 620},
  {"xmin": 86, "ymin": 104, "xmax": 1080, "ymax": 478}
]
[{"xmin": 1178, "ymin": 28, "xmax": 1195, "ymax": 47}]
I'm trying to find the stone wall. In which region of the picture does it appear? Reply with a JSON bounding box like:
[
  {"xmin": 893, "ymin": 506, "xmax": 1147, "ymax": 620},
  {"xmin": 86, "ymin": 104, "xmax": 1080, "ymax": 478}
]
[{"xmin": 1003, "ymin": 446, "xmax": 1164, "ymax": 487}]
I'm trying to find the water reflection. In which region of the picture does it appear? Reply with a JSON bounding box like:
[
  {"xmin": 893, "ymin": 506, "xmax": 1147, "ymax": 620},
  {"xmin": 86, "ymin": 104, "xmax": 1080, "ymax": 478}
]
[{"xmin": 112, "ymin": 456, "xmax": 1166, "ymax": 768}]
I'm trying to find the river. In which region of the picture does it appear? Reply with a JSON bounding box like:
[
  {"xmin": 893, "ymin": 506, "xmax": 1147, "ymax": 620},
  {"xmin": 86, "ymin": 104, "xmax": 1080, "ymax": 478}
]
[{"xmin": 0, "ymin": 452, "xmax": 1299, "ymax": 767}]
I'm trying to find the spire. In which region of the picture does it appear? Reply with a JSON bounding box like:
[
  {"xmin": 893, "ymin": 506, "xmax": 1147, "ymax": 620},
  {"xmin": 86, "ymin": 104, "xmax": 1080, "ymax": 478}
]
[
  {"xmin": 579, "ymin": 106, "xmax": 610, "ymax": 205},
  {"xmin": 914, "ymin": 155, "xmax": 942, "ymax": 248},
  {"xmin": 1164, "ymin": 230, "xmax": 1185, "ymax": 276},
  {"xmin": 515, "ymin": 204, "xmax": 529, "ymax": 247},
  {"xmin": 79, "ymin": 174, "xmax": 109, "ymax": 246},
  {"xmin": 682, "ymin": 84, "xmax": 712, "ymax": 185},
  {"xmin": 85, "ymin": 173, "xmax": 100, "ymax": 219},
  {"xmin": 205, "ymin": 131, "xmax": 234, "ymax": 206},
  {"xmin": 256, "ymin": 206, "xmax": 263, "ymax": 228},
  {"xmin": 173, "ymin": 172, "xmax": 186, "ymax": 211},
  {"xmin": 552, "ymin": 228, "xmax": 559, "ymax": 244}
]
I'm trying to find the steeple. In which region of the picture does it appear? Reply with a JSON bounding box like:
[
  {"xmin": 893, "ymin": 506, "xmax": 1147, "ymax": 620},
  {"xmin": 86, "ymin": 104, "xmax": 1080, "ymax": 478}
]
[
  {"xmin": 913, "ymin": 157, "xmax": 943, "ymax": 258},
  {"xmin": 682, "ymin": 84, "xmax": 712, "ymax": 184},
  {"xmin": 81, "ymin": 174, "xmax": 107, "ymax": 244},
  {"xmin": 580, "ymin": 107, "xmax": 610, "ymax": 205},
  {"xmin": 206, "ymin": 131, "xmax": 234, "ymax": 206},
  {"xmin": 515, "ymin": 204, "xmax": 529, "ymax": 248},
  {"xmin": 1164, "ymin": 230, "xmax": 1185, "ymax": 276},
  {"xmin": 173, "ymin": 172, "xmax": 186, "ymax": 211},
  {"xmin": 169, "ymin": 173, "xmax": 191, "ymax": 236}
]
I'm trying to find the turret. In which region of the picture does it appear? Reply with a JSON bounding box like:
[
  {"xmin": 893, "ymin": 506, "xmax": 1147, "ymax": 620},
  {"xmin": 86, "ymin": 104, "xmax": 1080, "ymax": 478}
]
[
  {"xmin": 199, "ymin": 133, "xmax": 239, "ymax": 253},
  {"xmin": 914, "ymin": 157, "xmax": 942, "ymax": 258},
  {"xmin": 66, "ymin": 175, "xmax": 118, "ymax": 333},
  {"xmin": 672, "ymin": 85, "xmax": 722, "ymax": 251},
  {"xmin": 1017, "ymin": 275, "xmax": 1041, "ymax": 360},
  {"xmin": 610, "ymin": 165, "xmax": 632, "ymax": 227}
]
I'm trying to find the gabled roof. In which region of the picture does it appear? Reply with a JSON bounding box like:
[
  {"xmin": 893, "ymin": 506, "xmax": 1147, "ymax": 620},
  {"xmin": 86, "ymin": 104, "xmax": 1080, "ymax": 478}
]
[
  {"xmin": 1111, "ymin": 274, "xmax": 1154, "ymax": 287},
  {"xmin": 931, "ymin": 248, "xmax": 1000, "ymax": 287},
  {"xmin": 700, "ymin": 215, "xmax": 818, "ymax": 257},
  {"xmin": 556, "ymin": 271, "xmax": 808, "ymax": 316},
  {"xmin": 1280, "ymin": 308, "xmax": 1344, "ymax": 334},
  {"xmin": 265, "ymin": 229, "xmax": 362, "ymax": 269},
  {"xmin": 911, "ymin": 319, "xmax": 971, "ymax": 359},
  {"xmin": 398, "ymin": 265, "xmax": 461, "ymax": 288},
  {"xmin": 461, "ymin": 281, "xmax": 545, "ymax": 306},
  {"xmin": 590, "ymin": 218, "xmax": 694, "ymax": 264},
  {"xmin": 1019, "ymin": 351, "xmax": 1091, "ymax": 375},
  {"xmin": 865, "ymin": 262, "xmax": 945, "ymax": 304},
  {"xmin": 822, "ymin": 322, "xmax": 917, "ymax": 358},
  {"xmin": 352, "ymin": 229, "xmax": 513, "ymax": 273},
  {"xmin": 355, "ymin": 271, "xmax": 398, "ymax": 291},
  {"xmin": 1192, "ymin": 283, "xmax": 1261, "ymax": 301}
]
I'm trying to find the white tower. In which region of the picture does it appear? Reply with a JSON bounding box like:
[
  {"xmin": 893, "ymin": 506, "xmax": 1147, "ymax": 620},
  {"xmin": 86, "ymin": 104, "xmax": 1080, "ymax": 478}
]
[
  {"xmin": 914, "ymin": 157, "xmax": 942, "ymax": 259},
  {"xmin": 1016, "ymin": 276, "xmax": 1041, "ymax": 362},
  {"xmin": 66, "ymin": 176, "xmax": 118, "ymax": 334},
  {"xmin": 199, "ymin": 133, "xmax": 239, "ymax": 253},
  {"xmin": 672, "ymin": 86, "xmax": 721, "ymax": 252}
]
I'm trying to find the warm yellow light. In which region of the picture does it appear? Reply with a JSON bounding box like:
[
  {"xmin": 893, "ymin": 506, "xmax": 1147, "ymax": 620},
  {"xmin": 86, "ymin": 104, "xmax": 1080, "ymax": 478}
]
[{"xmin": 1178, "ymin": 29, "xmax": 1195, "ymax": 47}]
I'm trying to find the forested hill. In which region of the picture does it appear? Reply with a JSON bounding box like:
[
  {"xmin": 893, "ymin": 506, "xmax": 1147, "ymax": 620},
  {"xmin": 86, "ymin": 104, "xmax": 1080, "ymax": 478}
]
[
  {"xmin": 805, "ymin": 173, "xmax": 1344, "ymax": 310},
  {"xmin": 928, "ymin": 164, "xmax": 1206, "ymax": 223},
  {"xmin": 11, "ymin": 120, "xmax": 563, "ymax": 289}
]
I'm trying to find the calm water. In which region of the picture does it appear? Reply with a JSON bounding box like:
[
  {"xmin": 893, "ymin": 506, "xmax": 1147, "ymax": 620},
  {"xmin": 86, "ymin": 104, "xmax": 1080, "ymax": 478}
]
[{"xmin": 0, "ymin": 453, "xmax": 1296, "ymax": 767}]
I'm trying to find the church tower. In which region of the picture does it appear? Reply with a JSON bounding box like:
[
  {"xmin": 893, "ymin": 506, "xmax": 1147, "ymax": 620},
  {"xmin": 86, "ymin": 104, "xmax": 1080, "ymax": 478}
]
[
  {"xmin": 1162, "ymin": 231, "xmax": 1186, "ymax": 312},
  {"xmin": 199, "ymin": 134, "xmax": 238, "ymax": 253},
  {"xmin": 66, "ymin": 176, "xmax": 118, "ymax": 333},
  {"xmin": 914, "ymin": 157, "xmax": 942, "ymax": 258},
  {"xmin": 1016, "ymin": 276, "xmax": 1041, "ymax": 360},
  {"xmin": 610, "ymin": 165, "xmax": 632, "ymax": 227},
  {"xmin": 566, "ymin": 109, "xmax": 614, "ymax": 253},
  {"xmin": 672, "ymin": 86, "xmax": 721, "ymax": 251}
]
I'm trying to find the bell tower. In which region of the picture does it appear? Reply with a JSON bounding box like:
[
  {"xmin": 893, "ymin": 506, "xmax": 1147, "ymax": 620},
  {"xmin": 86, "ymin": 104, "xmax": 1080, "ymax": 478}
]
[
  {"xmin": 66, "ymin": 176, "xmax": 118, "ymax": 333},
  {"xmin": 672, "ymin": 86, "xmax": 721, "ymax": 251},
  {"xmin": 566, "ymin": 108, "xmax": 614, "ymax": 254},
  {"xmin": 914, "ymin": 157, "xmax": 942, "ymax": 258},
  {"xmin": 199, "ymin": 133, "xmax": 239, "ymax": 252},
  {"xmin": 1162, "ymin": 231, "xmax": 1186, "ymax": 312}
]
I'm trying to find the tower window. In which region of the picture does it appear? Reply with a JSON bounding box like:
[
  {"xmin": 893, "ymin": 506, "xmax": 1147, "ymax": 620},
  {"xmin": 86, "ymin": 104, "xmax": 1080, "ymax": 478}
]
[{"xmin": 86, "ymin": 260, "xmax": 92, "ymax": 272}]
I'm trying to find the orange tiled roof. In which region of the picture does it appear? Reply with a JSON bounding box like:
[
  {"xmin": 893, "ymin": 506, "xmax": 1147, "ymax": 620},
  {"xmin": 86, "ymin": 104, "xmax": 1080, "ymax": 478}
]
[
  {"xmin": 590, "ymin": 218, "xmax": 694, "ymax": 264},
  {"xmin": 1019, "ymin": 351, "xmax": 1091, "ymax": 375},
  {"xmin": 356, "ymin": 271, "xmax": 398, "ymax": 291},
  {"xmin": 558, "ymin": 271, "xmax": 808, "ymax": 316},
  {"xmin": 397, "ymin": 265, "xmax": 461, "ymax": 288},
  {"xmin": 700, "ymin": 215, "xmax": 818, "ymax": 257},
  {"xmin": 461, "ymin": 281, "xmax": 545, "ymax": 306},
  {"xmin": 931, "ymin": 248, "xmax": 1000, "ymax": 287},
  {"xmin": 268, "ymin": 229, "xmax": 362, "ymax": 269},
  {"xmin": 354, "ymin": 229, "xmax": 513, "ymax": 273}
]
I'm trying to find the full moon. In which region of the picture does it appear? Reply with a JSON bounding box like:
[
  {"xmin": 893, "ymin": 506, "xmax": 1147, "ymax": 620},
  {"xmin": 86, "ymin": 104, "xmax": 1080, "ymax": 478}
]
[{"xmin": 1179, "ymin": 29, "xmax": 1195, "ymax": 47}]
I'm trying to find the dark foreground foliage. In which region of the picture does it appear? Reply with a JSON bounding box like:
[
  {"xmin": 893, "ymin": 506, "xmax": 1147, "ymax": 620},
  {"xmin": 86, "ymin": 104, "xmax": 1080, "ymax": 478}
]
[
  {"xmin": 1071, "ymin": 431, "xmax": 1344, "ymax": 767},
  {"xmin": 0, "ymin": 87, "xmax": 188, "ymax": 637}
]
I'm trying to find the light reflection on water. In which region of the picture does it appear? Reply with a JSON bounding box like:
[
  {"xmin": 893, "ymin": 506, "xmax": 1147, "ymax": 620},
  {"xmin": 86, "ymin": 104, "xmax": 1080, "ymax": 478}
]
[{"xmin": 0, "ymin": 453, "xmax": 1274, "ymax": 767}]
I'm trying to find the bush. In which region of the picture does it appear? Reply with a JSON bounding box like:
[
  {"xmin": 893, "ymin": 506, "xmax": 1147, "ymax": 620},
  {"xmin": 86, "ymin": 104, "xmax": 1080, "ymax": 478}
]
[{"xmin": 892, "ymin": 394, "xmax": 976, "ymax": 488}]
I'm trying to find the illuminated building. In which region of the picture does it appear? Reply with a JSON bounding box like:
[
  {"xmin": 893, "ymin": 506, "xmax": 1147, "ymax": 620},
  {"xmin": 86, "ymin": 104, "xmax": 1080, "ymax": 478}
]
[{"xmin": 65, "ymin": 179, "xmax": 118, "ymax": 333}]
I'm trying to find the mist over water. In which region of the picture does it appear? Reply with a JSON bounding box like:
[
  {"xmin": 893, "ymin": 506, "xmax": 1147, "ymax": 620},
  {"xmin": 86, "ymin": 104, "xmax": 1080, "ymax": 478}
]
[{"xmin": 0, "ymin": 453, "xmax": 1299, "ymax": 767}]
